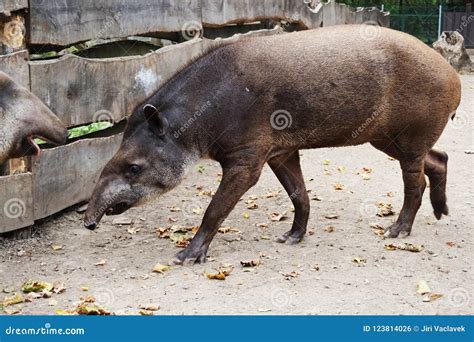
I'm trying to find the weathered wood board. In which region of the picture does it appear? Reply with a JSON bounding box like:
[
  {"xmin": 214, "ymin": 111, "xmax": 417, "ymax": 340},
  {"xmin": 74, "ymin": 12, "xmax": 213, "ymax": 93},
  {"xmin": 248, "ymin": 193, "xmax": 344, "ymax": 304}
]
[
  {"xmin": 29, "ymin": 27, "xmax": 281, "ymax": 128},
  {"xmin": 0, "ymin": 49, "xmax": 29, "ymax": 88},
  {"xmin": 29, "ymin": 38, "xmax": 205, "ymax": 127},
  {"xmin": 0, "ymin": 0, "xmax": 28, "ymax": 14},
  {"xmin": 32, "ymin": 134, "xmax": 123, "ymax": 220},
  {"xmin": 0, "ymin": 173, "xmax": 34, "ymax": 233},
  {"xmin": 203, "ymin": 0, "xmax": 286, "ymax": 27},
  {"xmin": 29, "ymin": 0, "xmax": 388, "ymax": 46},
  {"xmin": 29, "ymin": 0, "xmax": 201, "ymax": 46}
]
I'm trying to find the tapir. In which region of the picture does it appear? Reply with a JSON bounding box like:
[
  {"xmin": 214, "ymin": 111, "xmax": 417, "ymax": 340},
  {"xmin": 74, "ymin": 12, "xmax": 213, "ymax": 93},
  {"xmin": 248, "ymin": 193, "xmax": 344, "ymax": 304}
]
[
  {"xmin": 84, "ymin": 25, "xmax": 461, "ymax": 265},
  {"xmin": 0, "ymin": 71, "xmax": 68, "ymax": 164}
]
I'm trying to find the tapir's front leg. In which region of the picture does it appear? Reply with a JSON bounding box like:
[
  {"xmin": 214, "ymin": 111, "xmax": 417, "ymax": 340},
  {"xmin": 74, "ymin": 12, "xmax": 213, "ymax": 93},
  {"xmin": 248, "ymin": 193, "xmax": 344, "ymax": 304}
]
[{"xmin": 170, "ymin": 154, "xmax": 264, "ymax": 265}]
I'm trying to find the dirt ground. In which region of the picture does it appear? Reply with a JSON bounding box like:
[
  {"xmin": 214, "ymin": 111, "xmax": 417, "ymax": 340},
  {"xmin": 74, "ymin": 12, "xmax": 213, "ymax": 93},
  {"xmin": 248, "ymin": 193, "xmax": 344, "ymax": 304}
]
[{"xmin": 0, "ymin": 75, "xmax": 472, "ymax": 316}]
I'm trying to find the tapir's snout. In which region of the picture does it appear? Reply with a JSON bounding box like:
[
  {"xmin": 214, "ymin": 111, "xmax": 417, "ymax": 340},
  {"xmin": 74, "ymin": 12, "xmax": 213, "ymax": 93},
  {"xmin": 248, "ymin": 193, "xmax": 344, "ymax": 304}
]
[{"xmin": 84, "ymin": 221, "xmax": 97, "ymax": 230}]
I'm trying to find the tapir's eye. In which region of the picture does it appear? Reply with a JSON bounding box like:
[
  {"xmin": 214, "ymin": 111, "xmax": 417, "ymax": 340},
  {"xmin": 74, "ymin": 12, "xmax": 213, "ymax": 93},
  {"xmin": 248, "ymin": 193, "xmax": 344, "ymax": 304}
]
[{"xmin": 129, "ymin": 164, "xmax": 141, "ymax": 175}]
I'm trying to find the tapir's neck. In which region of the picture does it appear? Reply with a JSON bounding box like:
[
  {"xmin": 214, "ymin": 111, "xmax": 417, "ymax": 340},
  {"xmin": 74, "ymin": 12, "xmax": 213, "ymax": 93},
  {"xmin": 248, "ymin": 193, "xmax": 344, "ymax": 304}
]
[{"xmin": 150, "ymin": 45, "xmax": 235, "ymax": 160}]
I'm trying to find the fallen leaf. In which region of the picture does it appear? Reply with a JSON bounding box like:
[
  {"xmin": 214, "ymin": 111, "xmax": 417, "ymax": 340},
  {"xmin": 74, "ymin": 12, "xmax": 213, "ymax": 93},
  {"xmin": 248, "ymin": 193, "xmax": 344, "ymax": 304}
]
[
  {"xmin": 384, "ymin": 243, "xmax": 424, "ymax": 253},
  {"xmin": 324, "ymin": 214, "xmax": 339, "ymax": 219},
  {"xmin": 352, "ymin": 257, "xmax": 367, "ymax": 264},
  {"xmin": 417, "ymin": 280, "xmax": 431, "ymax": 295},
  {"xmin": 280, "ymin": 271, "xmax": 299, "ymax": 280},
  {"xmin": 139, "ymin": 305, "xmax": 160, "ymax": 311},
  {"xmin": 377, "ymin": 202, "xmax": 395, "ymax": 217},
  {"xmin": 386, "ymin": 192, "xmax": 394, "ymax": 197},
  {"xmin": 240, "ymin": 259, "xmax": 261, "ymax": 267},
  {"xmin": 81, "ymin": 287, "xmax": 89, "ymax": 292},
  {"xmin": 139, "ymin": 309, "xmax": 154, "ymax": 316},
  {"xmin": 21, "ymin": 280, "xmax": 53, "ymax": 293},
  {"xmin": 56, "ymin": 308, "xmax": 75, "ymax": 315},
  {"xmin": 4, "ymin": 305, "xmax": 21, "ymax": 314},
  {"xmin": 76, "ymin": 303, "xmax": 110, "ymax": 316},
  {"xmin": 243, "ymin": 212, "xmax": 250, "ymax": 219},
  {"xmin": 337, "ymin": 166, "xmax": 345, "ymax": 172},
  {"xmin": 334, "ymin": 183, "xmax": 345, "ymax": 190},
  {"xmin": 324, "ymin": 226, "xmax": 335, "ymax": 233},
  {"xmin": 206, "ymin": 265, "xmax": 234, "ymax": 280},
  {"xmin": 323, "ymin": 159, "xmax": 331, "ymax": 165},
  {"xmin": 127, "ymin": 227, "xmax": 140, "ymax": 235},
  {"xmin": 169, "ymin": 206, "xmax": 181, "ymax": 212},
  {"xmin": 52, "ymin": 281, "xmax": 66, "ymax": 294},
  {"xmin": 152, "ymin": 263, "xmax": 170, "ymax": 274},
  {"xmin": 218, "ymin": 227, "xmax": 241, "ymax": 234},
  {"xmin": 156, "ymin": 227, "xmax": 171, "ymax": 238},
  {"xmin": 3, "ymin": 293, "xmax": 24, "ymax": 306},
  {"xmin": 370, "ymin": 223, "xmax": 385, "ymax": 236},
  {"xmin": 446, "ymin": 241, "xmax": 456, "ymax": 247},
  {"xmin": 51, "ymin": 245, "xmax": 63, "ymax": 251},
  {"xmin": 81, "ymin": 295, "xmax": 95, "ymax": 303},
  {"xmin": 270, "ymin": 212, "xmax": 288, "ymax": 222},
  {"xmin": 256, "ymin": 223, "xmax": 268, "ymax": 228},
  {"xmin": 95, "ymin": 259, "xmax": 107, "ymax": 266}
]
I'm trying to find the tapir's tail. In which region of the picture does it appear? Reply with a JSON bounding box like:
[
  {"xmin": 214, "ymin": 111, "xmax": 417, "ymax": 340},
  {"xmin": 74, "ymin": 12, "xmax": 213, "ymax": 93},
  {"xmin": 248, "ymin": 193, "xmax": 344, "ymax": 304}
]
[{"xmin": 424, "ymin": 149, "xmax": 449, "ymax": 219}]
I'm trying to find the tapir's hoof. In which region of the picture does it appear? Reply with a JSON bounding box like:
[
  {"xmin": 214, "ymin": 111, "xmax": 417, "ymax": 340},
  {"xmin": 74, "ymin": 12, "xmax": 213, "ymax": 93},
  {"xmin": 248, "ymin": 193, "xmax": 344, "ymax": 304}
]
[
  {"xmin": 276, "ymin": 231, "xmax": 305, "ymax": 245},
  {"xmin": 433, "ymin": 204, "xmax": 449, "ymax": 220},
  {"xmin": 384, "ymin": 222, "xmax": 411, "ymax": 238},
  {"xmin": 169, "ymin": 247, "xmax": 208, "ymax": 266}
]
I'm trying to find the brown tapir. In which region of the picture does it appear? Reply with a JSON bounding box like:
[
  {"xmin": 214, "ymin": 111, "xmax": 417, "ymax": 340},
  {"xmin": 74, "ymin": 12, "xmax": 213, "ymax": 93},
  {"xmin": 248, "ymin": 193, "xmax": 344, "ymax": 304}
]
[
  {"xmin": 0, "ymin": 71, "xmax": 68, "ymax": 164},
  {"xmin": 84, "ymin": 25, "xmax": 461, "ymax": 265}
]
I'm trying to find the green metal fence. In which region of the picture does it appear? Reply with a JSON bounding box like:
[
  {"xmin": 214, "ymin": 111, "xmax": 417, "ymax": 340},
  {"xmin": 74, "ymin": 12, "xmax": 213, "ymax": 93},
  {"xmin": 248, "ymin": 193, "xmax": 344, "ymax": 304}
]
[{"xmin": 340, "ymin": 1, "xmax": 472, "ymax": 45}]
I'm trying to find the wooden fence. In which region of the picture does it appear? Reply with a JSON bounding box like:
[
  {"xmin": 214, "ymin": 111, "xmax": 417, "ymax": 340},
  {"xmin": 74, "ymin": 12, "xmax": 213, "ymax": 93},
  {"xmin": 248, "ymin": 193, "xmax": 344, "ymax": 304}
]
[{"xmin": 0, "ymin": 0, "xmax": 389, "ymax": 233}]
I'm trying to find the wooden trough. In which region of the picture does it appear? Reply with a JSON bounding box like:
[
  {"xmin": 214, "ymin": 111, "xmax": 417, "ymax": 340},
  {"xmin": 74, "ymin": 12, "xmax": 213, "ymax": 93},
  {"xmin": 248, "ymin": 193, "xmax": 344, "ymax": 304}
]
[{"xmin": 0, "ymin": 0, "xmax": 389, "ymax": 233}]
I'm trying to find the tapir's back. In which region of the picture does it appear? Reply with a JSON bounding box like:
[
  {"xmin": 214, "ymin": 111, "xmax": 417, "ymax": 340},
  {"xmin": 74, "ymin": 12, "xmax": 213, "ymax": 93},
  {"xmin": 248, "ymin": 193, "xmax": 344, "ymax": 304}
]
[{"xmin": 222, "ymin": 25, "xmax": 460, "ymax": 147}]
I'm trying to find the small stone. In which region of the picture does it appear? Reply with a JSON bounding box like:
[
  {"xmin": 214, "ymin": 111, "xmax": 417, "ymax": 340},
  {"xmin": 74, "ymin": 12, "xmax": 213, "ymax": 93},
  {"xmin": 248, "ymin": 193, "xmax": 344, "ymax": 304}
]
[{"xmin": 113, "ymin": 217, "xmax": 133, "ymax": 225}]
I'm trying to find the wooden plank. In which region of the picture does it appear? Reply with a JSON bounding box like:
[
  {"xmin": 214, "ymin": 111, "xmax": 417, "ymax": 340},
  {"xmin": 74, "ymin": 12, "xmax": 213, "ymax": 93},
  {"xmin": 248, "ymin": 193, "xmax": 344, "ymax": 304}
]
[
  {"xmin": 29, "ymin": 0, "xmax": 201, "ymax": 46},
  {"xmin": 0, "ymin": 49, "xmax": 29, "ymax": 88},
  {"xmin": 0, "ymin": 173, "xmax": 34, "ymax": 233},
  {"xmin": 203, "ymin": 0, "xmax": 286, "ymax": 27},
  {"xmin": 32, "ymin": 134, "xmax": 123, "ymax": 220},
  {"xmin": 0, "ymin": 0, "xmax": 28, "ymax": 14},
  {"xmin": 29, "ymin": 38, "xmax": 206, "ymax": 127}
]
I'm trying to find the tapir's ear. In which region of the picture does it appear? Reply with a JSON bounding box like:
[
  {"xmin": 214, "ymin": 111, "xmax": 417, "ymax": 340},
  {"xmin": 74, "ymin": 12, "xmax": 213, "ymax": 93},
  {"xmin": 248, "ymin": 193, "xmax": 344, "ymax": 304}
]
[{"xmin": 143, "ymin": 104, "xmax": 168, "ymax": 136}]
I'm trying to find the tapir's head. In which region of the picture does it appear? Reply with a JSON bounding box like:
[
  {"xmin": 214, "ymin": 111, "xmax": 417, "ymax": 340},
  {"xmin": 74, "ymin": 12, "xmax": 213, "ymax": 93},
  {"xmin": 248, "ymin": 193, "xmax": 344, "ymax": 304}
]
[
  {"xmin": 84, "ymin": 104, "xmax": 193, "ymax": 229},
  {"xmin": 0, "ymin": 71, "xmax": 68, "ymax": 163}
]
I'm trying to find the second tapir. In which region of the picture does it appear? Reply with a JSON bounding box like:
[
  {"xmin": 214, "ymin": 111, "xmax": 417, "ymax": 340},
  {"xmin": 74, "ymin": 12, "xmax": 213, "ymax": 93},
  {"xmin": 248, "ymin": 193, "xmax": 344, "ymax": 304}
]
[
  {"xmin": 84, "ymin": 26, "xmax": 461, "ymax": 264},
  {"xmin": 0, "ymin": 71, "xmax": 68, "ymax": 164}
]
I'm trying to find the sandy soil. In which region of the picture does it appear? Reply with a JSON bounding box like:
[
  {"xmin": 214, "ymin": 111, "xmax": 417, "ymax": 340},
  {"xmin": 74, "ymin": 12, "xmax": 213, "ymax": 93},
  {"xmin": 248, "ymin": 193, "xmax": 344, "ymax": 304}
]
[{"xmin": 0, "ymin": 75, "xmax": 472, "ymax": 316}]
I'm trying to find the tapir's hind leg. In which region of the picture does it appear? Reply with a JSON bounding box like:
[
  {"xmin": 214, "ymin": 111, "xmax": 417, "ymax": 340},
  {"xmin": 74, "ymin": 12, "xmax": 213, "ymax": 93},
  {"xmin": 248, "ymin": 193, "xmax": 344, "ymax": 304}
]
[
  {"xmin": 424, "ymin": 149, "xmax": 449, "ymax": 219},
  {"xmin": 268, "ymin": 151, "xmax": 310, "ymax": 244},
  {"xmin": 371, "ymin": 142, "xmax": 427, "ymax": 238}
]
